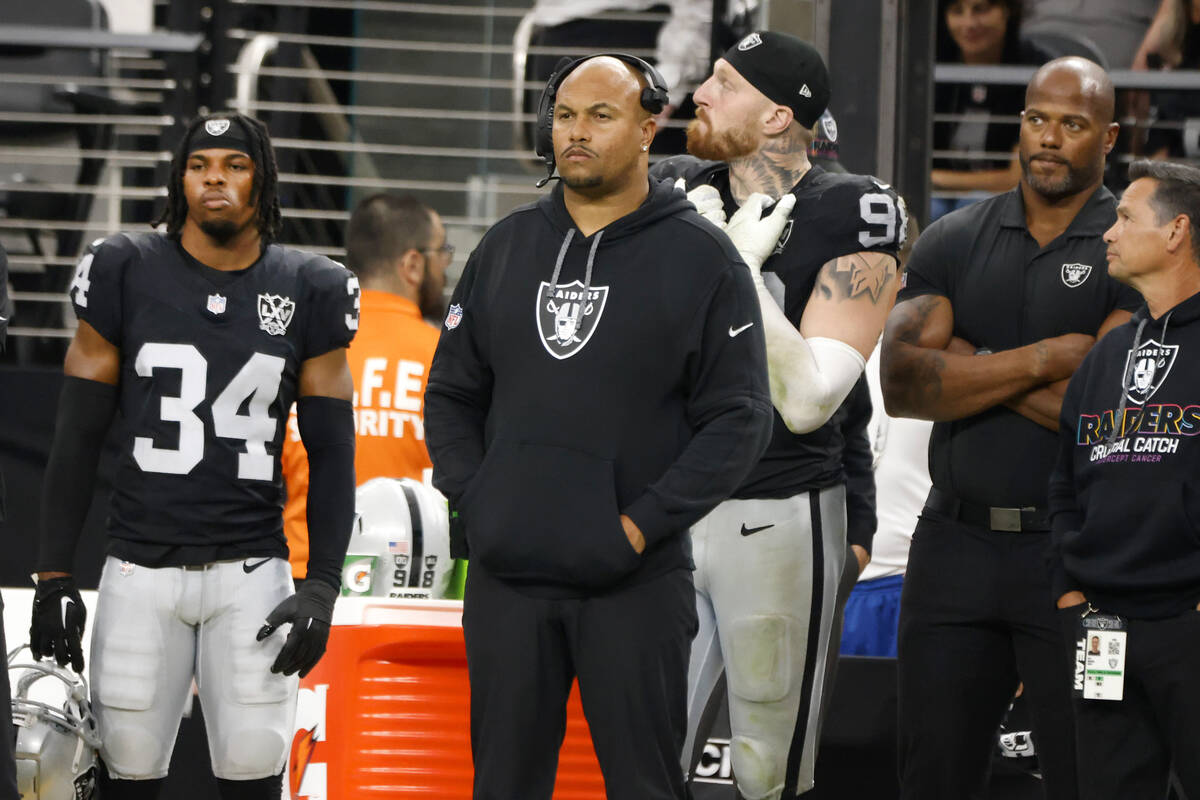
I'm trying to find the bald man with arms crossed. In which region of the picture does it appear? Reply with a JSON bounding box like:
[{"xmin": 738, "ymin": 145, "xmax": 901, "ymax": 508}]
[{"xmin": 881, "ymin": 58, "xmax": 1141, "ymax": 800}]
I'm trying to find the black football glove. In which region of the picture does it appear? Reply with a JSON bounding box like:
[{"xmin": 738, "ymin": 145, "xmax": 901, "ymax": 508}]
[
  {"xmin": 256, "ymin": 579, "xmax": 338, "ymax": 678},
  {"xmin": 30, "ymin": 576, "xmax": 87, "ymax": 672}
]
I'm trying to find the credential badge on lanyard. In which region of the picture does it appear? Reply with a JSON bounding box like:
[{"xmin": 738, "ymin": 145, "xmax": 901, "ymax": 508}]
[{"xmin": 1074, "ymin": 607, "xmax": 1127, "ymax": 701}]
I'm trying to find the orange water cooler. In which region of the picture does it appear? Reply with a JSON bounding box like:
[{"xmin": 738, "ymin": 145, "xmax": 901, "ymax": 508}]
[{"xmin": 288, "ymin": 599, "xmax": 607, "ymax": 799}]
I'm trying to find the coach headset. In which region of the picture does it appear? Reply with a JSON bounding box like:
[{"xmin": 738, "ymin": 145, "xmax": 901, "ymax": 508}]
[{"xmin": 534, "ymin": 53, "xmax": 670, "ymax": 187}]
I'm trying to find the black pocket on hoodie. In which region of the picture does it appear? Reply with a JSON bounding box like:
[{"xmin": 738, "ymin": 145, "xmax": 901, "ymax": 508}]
[{"xmin": 459, "ymin": 441, "xmax": 638, "ymax": 587}]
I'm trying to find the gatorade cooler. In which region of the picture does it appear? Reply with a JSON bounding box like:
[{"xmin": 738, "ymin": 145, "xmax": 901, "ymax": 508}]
[{"xmin": 288, "ymin": 598, "xmax": 607, "ymax": 799}]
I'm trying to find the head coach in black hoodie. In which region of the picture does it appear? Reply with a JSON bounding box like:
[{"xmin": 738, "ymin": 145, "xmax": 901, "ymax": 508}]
[
  {"xmin": 424, "ymin": 56, "xmax": 774, "ymax": 798},
  {"xmin": 1049, "ymin": 160, "xmax": 1200, "ymax": 800}
]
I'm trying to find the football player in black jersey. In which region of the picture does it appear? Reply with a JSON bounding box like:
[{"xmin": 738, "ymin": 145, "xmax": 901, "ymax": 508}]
[
  {"xmin": 651, "ymin": 32, "xmax": 906, "ymax": 799},
  {"xmin": 29, "ymin": 113, "xmax": 359, "ymax": 800}
]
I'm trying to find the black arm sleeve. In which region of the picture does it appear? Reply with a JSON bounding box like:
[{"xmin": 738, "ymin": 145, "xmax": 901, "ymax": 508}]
[
  {"xmin": 38, "ymin": 377, "xmax": 118, "ymax": 572},
  {"xmin": 297, "ymin": 395, "xmax": 355, "ymax": 591},
  {"xmin": 841, "ymin": 376, "xmax": 878, "ymax": 554}
]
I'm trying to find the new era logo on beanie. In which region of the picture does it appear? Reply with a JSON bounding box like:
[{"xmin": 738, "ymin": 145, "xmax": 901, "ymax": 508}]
[{"xmin": 723, "ymin": 31, "xmax": 830, "ymax": 129}]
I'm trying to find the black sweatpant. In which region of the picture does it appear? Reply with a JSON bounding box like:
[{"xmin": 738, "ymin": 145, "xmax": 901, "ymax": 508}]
[
  {"xmin": 462, "ymin": 564, "xmax": 698, "ymax": 800},
  {"xmin": 1071, "ymin": 608, "xmax": 1200, "ymax": 800},
  {"xmin": 0, "ymin": 593, "xmax": 18, "ymax": 800},
  {"xmin": 897, "ymin": 509, "xmax": 1078, "ymax": 800}
]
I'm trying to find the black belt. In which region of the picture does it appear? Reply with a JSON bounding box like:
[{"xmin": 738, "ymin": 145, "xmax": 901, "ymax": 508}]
[{"xmin": 925, "ymin": 487, "xmax": 1051, "ymax": 533}]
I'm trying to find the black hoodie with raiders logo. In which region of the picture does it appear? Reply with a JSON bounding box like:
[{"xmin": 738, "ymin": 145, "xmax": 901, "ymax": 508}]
[
  {"xmin": 1049, "ymin": 289, "xmax": 1200, "ymax": 618},
  {"xmin": 425, "ymin": 177, "xmax": 774, "ymax": 593}
]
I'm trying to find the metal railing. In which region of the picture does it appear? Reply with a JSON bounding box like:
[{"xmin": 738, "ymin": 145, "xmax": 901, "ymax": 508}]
[
  {"xmin": 0, "ymin": 17, "xmax": 202, "ymax": 357},
  {"xmin": 3, "ymin": 0, "xmax": 691, "ymax": 352},
  {"xmin": 219, "ymin": 1, "xmax": 671, "ymax": 279}
]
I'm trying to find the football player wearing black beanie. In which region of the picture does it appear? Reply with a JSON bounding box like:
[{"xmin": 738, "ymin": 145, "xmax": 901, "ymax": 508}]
[
  {"xmin": 652, "ymin": 30, "xmax": 907, "ymax": 800},
  {"xmin": 31, "ymin": 113, "xmax": 359, "ymax": 800}
]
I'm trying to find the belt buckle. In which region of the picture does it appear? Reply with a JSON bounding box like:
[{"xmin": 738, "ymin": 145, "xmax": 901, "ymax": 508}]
[{"xmin": 989, "ymin": 507, "xmax": 1022, "ymax": 532}]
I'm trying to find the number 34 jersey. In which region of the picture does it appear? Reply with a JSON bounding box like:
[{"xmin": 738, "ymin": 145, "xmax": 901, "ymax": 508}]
[
  {"xmin": 69, "ymin": 232, "xmax": 359, "ymax": 565},
  {"xmin": 651, "ymin": 158, "xmax": 906, "ymax": 497}
]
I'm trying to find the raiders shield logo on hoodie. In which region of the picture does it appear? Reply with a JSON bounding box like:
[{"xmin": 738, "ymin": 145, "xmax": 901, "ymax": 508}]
[
  {"xmin": 1123, "ymin": 338, "xmax": 1178, "ymax": 405},
  {"xmin": 537, "ymin": 280, "xmax": 609, "ymax": 360}
]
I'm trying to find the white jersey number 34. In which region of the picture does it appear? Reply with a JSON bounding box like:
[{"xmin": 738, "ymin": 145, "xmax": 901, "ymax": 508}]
[{"xmin": 133, "ymin": 343, "xmax": 285, "ymax": 480}]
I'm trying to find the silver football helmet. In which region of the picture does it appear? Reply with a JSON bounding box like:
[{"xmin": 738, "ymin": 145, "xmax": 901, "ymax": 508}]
[
  {"xmin": 343, "ymin": 478, "xmax": 454, "ymax": 599},
  {"xmin": 9, "ymin": 646, "xmax": 101, "ymax": 800}
]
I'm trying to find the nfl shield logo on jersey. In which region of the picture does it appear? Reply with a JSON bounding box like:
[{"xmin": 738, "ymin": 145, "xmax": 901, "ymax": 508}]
[
  {"xmin": 538, "ymin": 280, "xmax": 609, "ymax": 360},
  {"xmin": 1122, "ymin": 338, "xmax": 1178, "ymax": 405},
  {"xmin": 445, "ymin": 303, "xmax": 463, "ymax": 330},
  {"xmin": 1061, "ymin": 262, "xmax": 1093, "ymax": 287},
  {"xmin": 206, "ymin": 293, "xmax": 227, "ymax": 315},
  {"xmin": 257, "ymin": 293, "xmax": 296, "ymax": 336}
]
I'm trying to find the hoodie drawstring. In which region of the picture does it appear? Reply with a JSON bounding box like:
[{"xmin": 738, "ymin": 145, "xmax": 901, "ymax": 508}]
[
  {"xmin": 578, "ymin": 232, "xmax": 602, "ymax": 329},
  {"xmin": 544, "ymin": 228, "xmax": 603, "ymax": 333},
  {"xmin": 545, "ymin": 229, "xmax": 575, "ymax": 301},
  {"xmin": 1109, "ymin": 315, "xmax": 1149, "ymax": 444}
]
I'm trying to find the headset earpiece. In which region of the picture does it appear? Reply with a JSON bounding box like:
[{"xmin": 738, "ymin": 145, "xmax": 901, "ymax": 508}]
[
  {"xmin": 533, "ymin": 52, "xmax": 670, "ymax": 185},
  {"xmin": 534, "ymin": 57, "xmax": 577, "ymax": 167},
  {"xmin": 639, "ymin": 85, "xmax": 668, "ymax": 116}
]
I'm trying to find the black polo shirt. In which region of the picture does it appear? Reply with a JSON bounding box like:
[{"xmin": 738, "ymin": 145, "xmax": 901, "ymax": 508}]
[{"xmin": 898, "ymin": 186, "xmax": 1140, "ymax": 508}]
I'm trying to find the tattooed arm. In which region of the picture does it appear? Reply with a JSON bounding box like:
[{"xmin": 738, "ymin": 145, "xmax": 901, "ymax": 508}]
[
  {"xmin": 880, "ymin": 293, "xmax": 1096, "ymax": 422},
  {"xmin": 801, "ymin": 251, "xmax": 902, "ymax": 358}
]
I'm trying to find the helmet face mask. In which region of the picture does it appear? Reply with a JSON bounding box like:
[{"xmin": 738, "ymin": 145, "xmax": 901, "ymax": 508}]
[{"xmin": 9, "ymin": 648, "xmax": 101, "ymax": 800}]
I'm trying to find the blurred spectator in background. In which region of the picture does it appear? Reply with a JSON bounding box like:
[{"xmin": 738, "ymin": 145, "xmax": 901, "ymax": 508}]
[
  {"xmin": 524, "ymin": 1, "xmax": 758, "ymax": 152},
  {"xmin": 530, "ymin": 1, "xmax": 711, "ymax": 102},
  {"xmin": 932, "ymin": 0, "xmax": 1049, "ymax": 221},
  {"xmin": 1133, "ymin": 0, "xmax": 1196, "ymax": 68},
  {"xmin": 1022, "ymin": 0, "xmax": 1161, "ymax": 68},
  {"xmin": 1143, "ymin": 0, "xmax": 1200, "ymax": 160}
]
